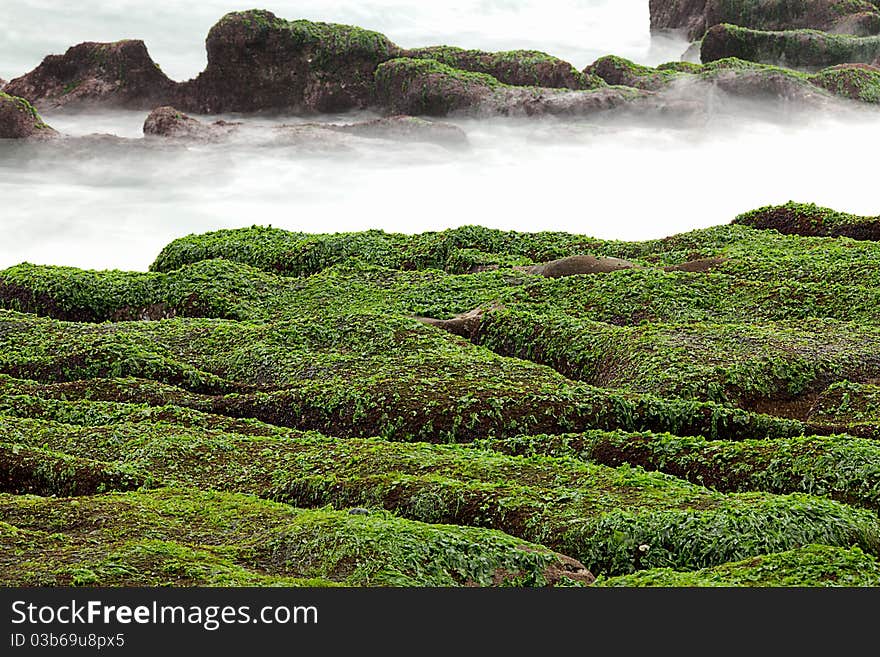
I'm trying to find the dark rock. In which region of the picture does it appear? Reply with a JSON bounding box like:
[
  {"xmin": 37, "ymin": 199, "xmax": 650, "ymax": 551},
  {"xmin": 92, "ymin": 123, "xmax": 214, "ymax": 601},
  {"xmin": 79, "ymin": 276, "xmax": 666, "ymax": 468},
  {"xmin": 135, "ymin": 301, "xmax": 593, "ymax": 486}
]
[
  {"xmin": 330, "ymin": 115, "xmax": 468, "ymax": 147},
  {"xmin": 585, "ymin": 55, "xmax": 682, "ymax": 90},
  {"xmin": 701, "ymin": 23, "xmax": 880, "ymax": 68},
  {"xmin": 178, "ymin": 10, "xmax": 401, "ymax": 114},
  {"xmin": 374, "ymin": 57, "xmax": 652, "ymax": 118},
  {"xmin": 143, "ymin": 106, "xmax": 239, "ymax": 140},
  {"xmin": 650, "ymin": 0, "xmax": 880, "ymax": 41},
  {"xmin": 4, "ymin": 40, "xmax": 176, "ymax": 110},
  {"xmin": 703, "ymin": 65, "xmax": 834, "ymax": 106},
  {"xmin": 348, "ymin": 508, "xmax": 371, "ymax": 516},
  {"xmin": 734, "ymin": 201, "xmax": 880, "ymax": 240},
  {"xmin": 403, "ymin": 46, "xmax": 600, "ymax": 90},
  {"xmin": 527, "ymin": 255, "xmax": 636, "ymax": 278},
  {"xmin": 0, "ymin": 92, "xmax": 58, "ymax": 139}
]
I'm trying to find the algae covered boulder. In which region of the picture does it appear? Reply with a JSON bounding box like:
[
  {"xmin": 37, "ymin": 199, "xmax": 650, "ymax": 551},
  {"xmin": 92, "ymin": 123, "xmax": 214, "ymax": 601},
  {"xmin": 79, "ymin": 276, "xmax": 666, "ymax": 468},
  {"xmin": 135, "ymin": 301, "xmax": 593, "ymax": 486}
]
[
  {"xmin": 4, "ymin": 40, "xmax": 176, "ymax": 109},
  {"xmin": 0, "ymin": 92, "xmax": 57, "ymax": 139},
  {"xmin": 650, "ymin": 0, "xmax": 880, "ymax": 40},
  {"xmin": 701, "ymin": 24, "xmax": 880, "ymax": 68},
  {"xmin": 809, "ymin": 63, "xmax": 880, "ymax": 102},
  {"xmin": 180, "ymin": 9, "xmax": 400, "ymax": 113},
  {"xmin": 403, "ymin": 46, "xmax": 600, "ymax": 90},
  {"xmin": 734, "ymin": 201, "xmax": 880, "ymax": 240}
]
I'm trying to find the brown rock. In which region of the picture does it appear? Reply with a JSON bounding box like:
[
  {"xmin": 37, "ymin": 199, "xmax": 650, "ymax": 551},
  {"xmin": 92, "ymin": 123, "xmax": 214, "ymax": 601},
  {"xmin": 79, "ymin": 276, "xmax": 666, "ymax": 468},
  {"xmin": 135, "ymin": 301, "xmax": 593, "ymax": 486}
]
[
  {"xmin": 143, "ymin": 106, "xmax": 239, "ymax": 140},
  {"xmin": 4, "ymin": 40, "xmax": 175, "ymax": 110},
  {"xmin": 0, "ymin": 92, "xmax": 57, "ymax": 139},
  {"xmin": 527, "ymin": 255, "xmax": 636, "ymax": 278},
  {"xmin": 178, "ymin": 10, "xmax": 401, "ymax": 114}
]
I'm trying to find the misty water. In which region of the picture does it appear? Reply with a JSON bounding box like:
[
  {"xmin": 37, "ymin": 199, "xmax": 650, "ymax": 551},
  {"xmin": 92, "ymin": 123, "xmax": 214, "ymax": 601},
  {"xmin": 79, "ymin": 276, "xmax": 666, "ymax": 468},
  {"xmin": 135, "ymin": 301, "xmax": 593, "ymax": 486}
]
[{"xmin": 1, "ymin": 1, "xmax": 878, "ymax": 271}]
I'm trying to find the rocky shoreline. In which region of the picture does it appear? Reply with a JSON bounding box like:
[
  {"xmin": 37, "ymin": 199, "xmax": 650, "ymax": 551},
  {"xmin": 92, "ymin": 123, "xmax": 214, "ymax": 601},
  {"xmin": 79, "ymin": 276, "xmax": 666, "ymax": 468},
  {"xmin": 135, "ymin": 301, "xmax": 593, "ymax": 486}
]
[
  {"xmin": 2, "ymin": 6, "xmax": 880, "ymax": 142},
  {"xmin": 2, "ymin": 5, "xmax": 880, "ymax": 589}
]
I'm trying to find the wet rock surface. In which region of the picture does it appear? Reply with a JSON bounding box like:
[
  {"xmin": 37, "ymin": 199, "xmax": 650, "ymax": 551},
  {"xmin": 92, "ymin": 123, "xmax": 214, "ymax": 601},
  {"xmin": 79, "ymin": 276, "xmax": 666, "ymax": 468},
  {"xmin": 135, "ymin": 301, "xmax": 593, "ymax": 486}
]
[{"xmin": 0, "ymin": 92, "xmax": 58, "ymax": 139}]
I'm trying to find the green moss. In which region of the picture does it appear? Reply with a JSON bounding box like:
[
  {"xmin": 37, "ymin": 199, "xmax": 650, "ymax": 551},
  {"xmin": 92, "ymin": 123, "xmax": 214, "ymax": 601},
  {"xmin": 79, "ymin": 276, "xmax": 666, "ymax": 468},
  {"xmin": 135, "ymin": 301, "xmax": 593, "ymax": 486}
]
[
  {"xmin": 702, "ymin": 23, "xmax": 880, "ymax": 68},
  {"xmin": 485, "ymin": 430, "xmax": 880, "ymax": 512},
  {"xmin": 1, "ymin": 413, "xmax": 877, "ymax": 577},
  {"xmin": 594, "ymin": 545, "xmax": 880, "ymax": 586},
  {"xmin": 734, "ymin": 201, "xmax": 880, "ymax": 238},
  {"xmin": 0, "ymin": 488, "xmax": 586, "ymax": 587},
  {"xmin": 809, "ymin": 63, "xmax": 880, "ymax": 102}
]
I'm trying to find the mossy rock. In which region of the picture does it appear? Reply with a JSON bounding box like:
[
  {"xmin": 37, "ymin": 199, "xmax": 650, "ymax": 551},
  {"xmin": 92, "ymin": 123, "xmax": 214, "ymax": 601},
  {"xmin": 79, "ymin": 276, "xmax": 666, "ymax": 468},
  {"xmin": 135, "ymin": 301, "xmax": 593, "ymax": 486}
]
[
  {"xmin": 701, "ymin": 23, "xmax": 880, "ymax": 68},
  {"xmin": 404, "ymin": 46, "xmax": 601, "ymax": 90},
  {"xmin": 0, "ymin": 91, "xmax": 56, "ymax": 138},
  {"xmin": 734, "ymin": 201, "xmax": 880, "ymax": 239}
]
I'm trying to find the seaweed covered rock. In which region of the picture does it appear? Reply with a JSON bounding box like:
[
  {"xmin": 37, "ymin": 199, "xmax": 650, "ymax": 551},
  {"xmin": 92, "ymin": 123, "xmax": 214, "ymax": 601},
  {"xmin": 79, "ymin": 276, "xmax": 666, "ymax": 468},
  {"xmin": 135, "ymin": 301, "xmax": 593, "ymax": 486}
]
[
  {"xmin": 403, "ymin": 46, "xmax": 600, "ymax": 90},
  {"xmin": 4, "ymin": 40, "xmax": 176, "ymax": 110},
  {"xmin": 809, "ymin": 62, "xmax": 880, "ymax": 101},
  {"xmin": 701, "ymin": 23, "xmax": 880, "ymax": 68},
  {"xmin": 0, "ymin": 488, "xmax": 593, "ymax": 587},
  {"xmin": 585, "ymin": 55, "xmax": 685, "ymax": 90},
  {"xmin": 374, "ymin": 57, "xmax": 651, "ymax": 118},
  {"xmin": 650, "ymin": 0, "xmax": 880, "ymax": 41},
  {"xmin": 143, "ymin": 106, "xmax": 239, "ymax": 140},
  {"xmin": 734, "ymin": 201, "xmax": 880, "ymax": 240},
  {"xmin": 179, "ymin": 10, "xmax": 400, "ymax": 113},
  {"xmin": 0, "ymin": 92, "xmax": 57, "ymax": 139}
]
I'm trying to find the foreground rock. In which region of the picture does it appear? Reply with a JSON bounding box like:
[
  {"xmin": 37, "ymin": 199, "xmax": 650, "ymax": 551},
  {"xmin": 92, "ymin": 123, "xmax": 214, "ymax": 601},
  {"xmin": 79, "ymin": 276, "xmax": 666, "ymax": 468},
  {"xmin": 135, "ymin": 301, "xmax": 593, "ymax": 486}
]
[
  {"xmin": 178, "ymin": 10, "xmax": 400, "ymax": 113},
  {"xmin": 650, "ymin": 0, "xmax": 880, "ymax": 40},
  {"xmin": 403, "ymin": 46, "xmax": 601, "ymax": 90},
  {"xmin": 4, "ymin": 40, "xmax": 176, "ymax": 109},
  {"xmin": 526, "ymin": 255, "xmax": 636, "ymax": 277},
  {"xmin": 701, "ymin": 24, "xmax": 880, "ymax": 68},
  {"xmin": 0, "ymin": 92, "xmax": 57, "ymax": 139}
]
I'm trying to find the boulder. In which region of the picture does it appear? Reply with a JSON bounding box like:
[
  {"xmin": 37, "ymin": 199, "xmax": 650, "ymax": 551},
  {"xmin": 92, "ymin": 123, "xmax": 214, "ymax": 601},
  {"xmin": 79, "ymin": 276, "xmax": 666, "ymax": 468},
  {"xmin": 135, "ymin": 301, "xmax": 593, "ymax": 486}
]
[
  {"xmin": 178, "ymin": 10, "xmax": 401, "ymax": 114},
  {"xmin": 143, "ymin": 106, "xmax": 239, "ymax": 140},
  {"xmin": 0, "ymin": 92, "xmax": 57, "ymax": 139},
  {"xmin": 650, "ymin": 0, "xmax": 880, "ymax": 41},
  {"xmin": 701, "ymin": 23, "xmax": 880, "ymax": 68},
  {"xmin": 526, "ymin": 255, "xmax": 636, "ymax": 278},
  {"xmin": 374, "ymin": 57, "xmax": 653, "ymax": 118},
  {"xmin": 585, "ymin": 55, "xmax": 684, "ymax": 90},
  {"xmin": 734, "ymin": 201, "xmax": 880, "ymax": 240},
  {"xmin": 3, "ymin": 40, "xmax": 175, "ymax": 110},
  {"xmin": 403, "ymin": 46, "xmax": 600, "ymax": 90}
]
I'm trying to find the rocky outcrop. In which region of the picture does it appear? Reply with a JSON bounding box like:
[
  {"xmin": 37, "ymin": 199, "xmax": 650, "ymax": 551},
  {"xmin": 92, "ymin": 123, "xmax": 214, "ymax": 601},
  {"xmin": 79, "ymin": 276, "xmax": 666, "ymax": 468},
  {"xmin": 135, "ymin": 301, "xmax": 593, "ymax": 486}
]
[
  {"xmin": 734, "ymin": 202, "xmax": 880, "ymax": 240},
  {"xmin": 0, "ymin": 92, "xmax": 57, "ymax": 139},
  {"xmin": 403, "ymin": 46, "xmax": 601, "ymax": 90},
  {"xmin": 810, "ymin": 63, "xmax": 880, "ymax": 102},
  {"xmin": 177, "ymin": 10, "xmax": 400, "ymax": 113},
  {"xmin": 143, "ymin": 106, "xmax": 239, "ymax": 140},
  {"xmin": 373, "ymin": 57, "xmax": 653, "ymax": 118},
  {"xmin": 701, "ymin": 24, "xmax": 880, "ymax": 68},
  {"xmin": 4, "ymin": 40, "xmax": 176, "ymax": 110},
  {"xmin": 650, "ymin": 0, "xmax": 880, "ymax": 40}
]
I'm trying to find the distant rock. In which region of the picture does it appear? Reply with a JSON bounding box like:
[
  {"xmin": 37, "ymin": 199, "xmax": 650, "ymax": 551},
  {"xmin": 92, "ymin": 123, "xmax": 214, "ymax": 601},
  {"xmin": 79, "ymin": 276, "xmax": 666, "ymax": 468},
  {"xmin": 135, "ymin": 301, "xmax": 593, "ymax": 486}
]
[
  {"xmin": 0, "ymin": 92, "xmax": 57, "ymax": 139},
  {"xmin": 403, "ymin": 46, "xmax": 601, "ymax": 90},
  {"xmin": 734, "ymin": 201, "xmax": 880, "ymax": 240},
  {"xmin": 701, "ymin": 23, "xmax": 880, "ymax": 68},
  {"xmin": 4, "ymin": 40, "xmax": 176, "ymax": 110},
  {"xmin": 650, "ymin": 0, "xmax": 880, "ymax": 41},
  {"xmin": 178, "ymin": 10, "xmax": 401, "ymax": 113},
  {"xmin": 143, "ymin": 106, "xmax": 239, "ymax": 140}
]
